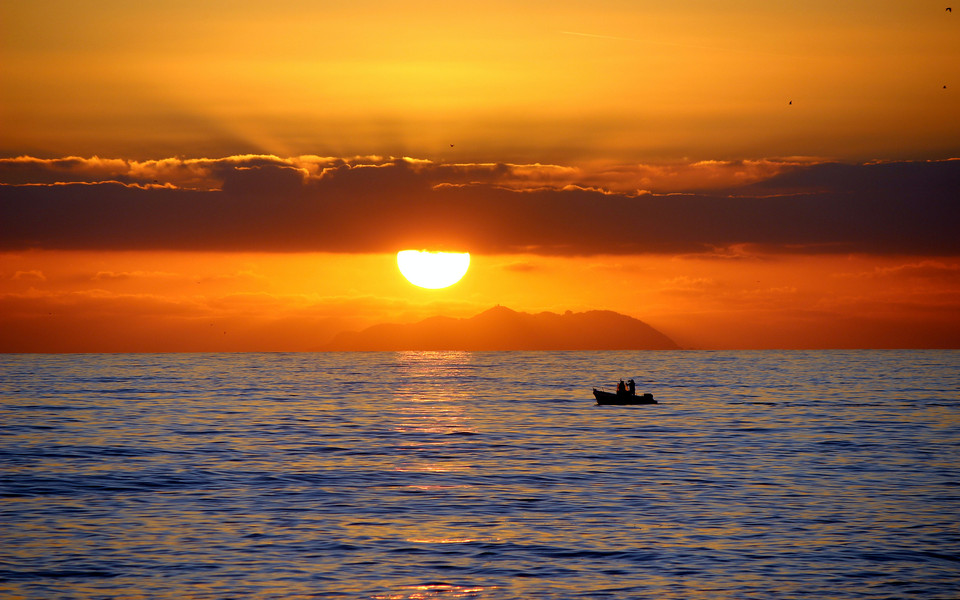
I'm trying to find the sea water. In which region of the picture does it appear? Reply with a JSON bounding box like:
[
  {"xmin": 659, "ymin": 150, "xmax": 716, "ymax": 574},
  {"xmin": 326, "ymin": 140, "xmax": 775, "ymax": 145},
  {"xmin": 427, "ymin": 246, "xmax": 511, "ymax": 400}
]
[{"xmin": 1, "ymin": 351, "xmax": 958, "ymax": 599}]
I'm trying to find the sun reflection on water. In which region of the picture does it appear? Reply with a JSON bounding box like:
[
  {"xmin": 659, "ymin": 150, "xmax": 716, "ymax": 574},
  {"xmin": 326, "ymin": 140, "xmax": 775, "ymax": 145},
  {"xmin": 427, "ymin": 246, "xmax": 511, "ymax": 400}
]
[
  {"xmin": 388, "ymin": 351, "xmax": 480, "ymax": 476},
  {"xmin": 405, "ymin": 537, "xmax": 478, "ymax": 544},
  {"xmin": 373, "ymin": 584, "xmax": 490, "ymax": 600}
]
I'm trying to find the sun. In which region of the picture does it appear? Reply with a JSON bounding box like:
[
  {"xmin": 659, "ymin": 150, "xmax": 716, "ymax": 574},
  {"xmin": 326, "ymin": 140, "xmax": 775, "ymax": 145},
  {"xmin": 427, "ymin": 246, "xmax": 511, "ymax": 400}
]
[{"xmin": 397, "ymin": 250, "xmax": 470, "ymax": 289}]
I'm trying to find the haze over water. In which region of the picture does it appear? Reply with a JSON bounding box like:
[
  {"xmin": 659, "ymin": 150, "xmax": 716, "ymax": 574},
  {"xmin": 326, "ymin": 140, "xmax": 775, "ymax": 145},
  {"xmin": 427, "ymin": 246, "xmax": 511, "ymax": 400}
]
[{"xmin": 2, "ymin": 350, "xmax": 958, "ymax": 599}]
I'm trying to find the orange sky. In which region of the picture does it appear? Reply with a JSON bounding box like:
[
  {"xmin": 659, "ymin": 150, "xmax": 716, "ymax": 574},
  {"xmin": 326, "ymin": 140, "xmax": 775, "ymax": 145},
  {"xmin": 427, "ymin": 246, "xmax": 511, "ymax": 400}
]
[
  {"xmin": 3, "ymin": 1, "xmax": 958, "ymax": 161},
  {"xmin": 1, "ymin": 2, "xmax": 958, "ymax": 350}
]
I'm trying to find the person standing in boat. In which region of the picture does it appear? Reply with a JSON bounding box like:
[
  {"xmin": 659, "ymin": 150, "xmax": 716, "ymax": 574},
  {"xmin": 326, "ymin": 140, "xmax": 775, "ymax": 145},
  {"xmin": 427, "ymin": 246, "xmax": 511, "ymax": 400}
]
[
  {"xmin": 627, "ymin": 379, "xmax": 636, "ymax": 395},
  {"xmin": 617, "ymin": 379, "xmax": 626, "ymax": 395}
]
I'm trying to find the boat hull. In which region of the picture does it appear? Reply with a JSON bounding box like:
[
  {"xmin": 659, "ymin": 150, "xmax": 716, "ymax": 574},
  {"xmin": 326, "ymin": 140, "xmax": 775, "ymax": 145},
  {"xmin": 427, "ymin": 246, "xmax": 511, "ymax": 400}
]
[{"xmin": 593, "ymin": 389, "xmax": 657, "ymax": 405}]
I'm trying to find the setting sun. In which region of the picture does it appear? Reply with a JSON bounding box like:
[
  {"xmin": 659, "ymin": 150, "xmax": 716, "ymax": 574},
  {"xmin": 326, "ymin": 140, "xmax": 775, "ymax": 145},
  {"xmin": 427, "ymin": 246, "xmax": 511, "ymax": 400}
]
[{"xmin": 397, "ymin": 250, "xmax": 471, "ymax": 289}]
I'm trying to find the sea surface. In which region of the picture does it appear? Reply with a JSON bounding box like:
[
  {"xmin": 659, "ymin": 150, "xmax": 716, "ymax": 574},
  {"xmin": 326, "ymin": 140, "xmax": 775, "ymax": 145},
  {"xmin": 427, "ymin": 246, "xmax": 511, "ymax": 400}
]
[{"xmin": 1, "ymin": 351, "xmax": 958, "ymax": 599}]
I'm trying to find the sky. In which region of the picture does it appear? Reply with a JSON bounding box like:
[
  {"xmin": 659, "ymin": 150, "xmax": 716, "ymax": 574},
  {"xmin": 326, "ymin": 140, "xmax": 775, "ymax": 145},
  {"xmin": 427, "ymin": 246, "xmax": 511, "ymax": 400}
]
[{"xmin": 1, "ymin": 1, "xmax": 959, "ymax": 350}]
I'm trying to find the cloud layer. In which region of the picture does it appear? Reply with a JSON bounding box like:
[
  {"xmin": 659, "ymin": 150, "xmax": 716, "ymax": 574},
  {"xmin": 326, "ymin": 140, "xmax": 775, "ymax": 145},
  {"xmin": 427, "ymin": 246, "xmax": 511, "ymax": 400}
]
[{"xmin": 2, "ymin": 156, "xmax": 957, "ymax": 256}]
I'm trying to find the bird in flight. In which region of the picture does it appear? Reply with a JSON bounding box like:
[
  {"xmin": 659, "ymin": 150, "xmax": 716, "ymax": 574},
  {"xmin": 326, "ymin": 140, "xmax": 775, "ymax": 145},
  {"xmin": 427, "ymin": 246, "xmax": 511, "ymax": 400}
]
[{"xmin": 948, "ymin": 7, "xmax": 953, "ymax": 12}]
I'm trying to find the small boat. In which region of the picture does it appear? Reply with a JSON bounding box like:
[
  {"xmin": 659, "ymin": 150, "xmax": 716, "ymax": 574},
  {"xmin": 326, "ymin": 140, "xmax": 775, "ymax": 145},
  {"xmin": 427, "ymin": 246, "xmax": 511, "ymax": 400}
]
[{"xmin": 593, "ymin": 389, "xmax": 657, "ymax": 405}]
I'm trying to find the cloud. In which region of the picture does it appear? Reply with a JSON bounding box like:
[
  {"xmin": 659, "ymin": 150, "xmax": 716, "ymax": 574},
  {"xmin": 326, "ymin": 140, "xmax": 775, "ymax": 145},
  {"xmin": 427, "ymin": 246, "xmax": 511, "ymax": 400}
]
[
  {"xmin": 0, "ymin": 156, "xmax": 132, "ymax": 186},
  {"xmin": 0, "ymin": 154, "xmax": 317, "ymax": 190},
  {"xmin": 736, "ymin": 159, "xmax": 960, "ymax": 196},
  {"xmin": 91, "ymin": 270, "xmax": 181, "ymax": 281},
  {"xmin": 1, "ymin": 157, "xmax": 957, "ymax": 256},
  {"xmin": 0, "ymin": 154, "xmax": 802, "ymax": 192},
  {"xmin": 658, "ymin": 276, "xmax": 718, "ymax": 296},
  {"xmin": 12, "ymin": 270, "xmax": 46, "ymax": 281},
  {"xmin": 837, "ymin": 260, "xmax": 960, "ymax": 282},
  {"xmin": 500, "ymin": 261, "xmax": 542, "ymax": 273}
]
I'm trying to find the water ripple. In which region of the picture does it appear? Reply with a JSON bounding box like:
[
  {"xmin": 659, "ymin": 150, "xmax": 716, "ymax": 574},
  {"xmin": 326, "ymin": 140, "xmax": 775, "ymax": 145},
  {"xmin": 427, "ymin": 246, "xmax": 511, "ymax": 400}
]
[{"xmin": 1, "ymin": 350, "xmax": 958, "ymax": 598}]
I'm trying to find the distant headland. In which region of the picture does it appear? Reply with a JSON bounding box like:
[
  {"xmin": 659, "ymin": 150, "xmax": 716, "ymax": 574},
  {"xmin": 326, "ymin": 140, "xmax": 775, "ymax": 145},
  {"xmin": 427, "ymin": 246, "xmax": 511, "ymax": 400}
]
[{"xmin": 324, "ymin": 305, "xmax": 679, "ymax": 351}]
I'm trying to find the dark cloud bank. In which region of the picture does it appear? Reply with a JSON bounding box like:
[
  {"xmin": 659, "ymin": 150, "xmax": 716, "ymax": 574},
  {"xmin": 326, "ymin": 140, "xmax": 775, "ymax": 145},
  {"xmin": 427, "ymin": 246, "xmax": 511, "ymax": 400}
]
[{"xmin": 2, "ymin": 159, "xmax": 958, "ymax": 256}]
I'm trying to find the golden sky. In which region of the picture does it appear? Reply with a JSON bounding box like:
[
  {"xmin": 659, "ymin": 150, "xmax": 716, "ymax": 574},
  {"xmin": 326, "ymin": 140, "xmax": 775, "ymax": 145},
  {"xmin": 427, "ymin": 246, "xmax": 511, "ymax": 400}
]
[
  {"xmin": 1, "ymin": 1, "xmax": 959, "ymax": 350},
  {"xmin": 4, "ymin": 0, "xmax": 958, "ymax": 161}
]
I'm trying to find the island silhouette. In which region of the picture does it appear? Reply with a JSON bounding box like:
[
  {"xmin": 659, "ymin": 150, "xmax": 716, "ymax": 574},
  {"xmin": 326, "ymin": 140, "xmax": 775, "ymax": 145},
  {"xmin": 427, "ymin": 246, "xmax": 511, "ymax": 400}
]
[{"xmin": 324, "ymin": 305, "xmax": 679, "ymax": 351}]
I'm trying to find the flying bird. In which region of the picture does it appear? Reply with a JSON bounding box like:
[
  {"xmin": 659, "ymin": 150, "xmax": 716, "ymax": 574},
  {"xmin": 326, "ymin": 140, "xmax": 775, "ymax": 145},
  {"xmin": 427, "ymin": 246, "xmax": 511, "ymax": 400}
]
[{"xmin": 948, "ymin": 7, "xmax": 953, "ymax": 12}]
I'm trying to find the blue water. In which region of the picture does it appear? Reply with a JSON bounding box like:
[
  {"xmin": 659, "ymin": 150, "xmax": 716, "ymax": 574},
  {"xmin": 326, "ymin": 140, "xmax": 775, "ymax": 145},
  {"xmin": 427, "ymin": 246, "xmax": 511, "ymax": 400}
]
[{"xmin": 1, "ymin": 351, "xmax": 958, "ymax": 599}]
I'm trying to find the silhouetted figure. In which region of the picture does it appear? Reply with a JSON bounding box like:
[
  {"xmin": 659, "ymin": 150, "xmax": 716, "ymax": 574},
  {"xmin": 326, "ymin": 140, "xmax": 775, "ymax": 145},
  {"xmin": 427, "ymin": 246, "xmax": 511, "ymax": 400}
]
[
  {"xmin": 617, "ymin": 379, "xmax": 626, "ymax": 395},
  {"xmin": 628, "ymin": 379, "xmax": 636, "ymax": 395},
  {"xmin": 947, "ymin": 7, "xmax": 952, "ymax": 12}
]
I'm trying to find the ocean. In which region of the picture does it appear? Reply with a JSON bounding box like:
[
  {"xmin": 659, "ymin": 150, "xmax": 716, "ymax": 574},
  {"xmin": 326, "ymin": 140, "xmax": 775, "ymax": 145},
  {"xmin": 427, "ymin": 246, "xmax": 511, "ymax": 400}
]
[{"xmin": 1, "ymin": 351, "xmax": 958, "ymax": 599}]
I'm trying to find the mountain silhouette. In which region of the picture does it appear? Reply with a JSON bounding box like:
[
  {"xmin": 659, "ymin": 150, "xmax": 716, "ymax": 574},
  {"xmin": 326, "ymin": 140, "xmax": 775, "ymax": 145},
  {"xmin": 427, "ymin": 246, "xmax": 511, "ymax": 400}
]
[{"xmin": 325, "ymin": 306, "xmax": 679, "ymax": 351}]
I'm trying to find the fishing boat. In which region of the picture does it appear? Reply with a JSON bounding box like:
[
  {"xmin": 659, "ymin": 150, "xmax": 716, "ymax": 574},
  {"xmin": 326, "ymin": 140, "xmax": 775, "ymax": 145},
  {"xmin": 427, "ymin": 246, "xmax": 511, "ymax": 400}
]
[{"xmin": 593, "ymin": 389, "xmax": 657, "ymax": 405}]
